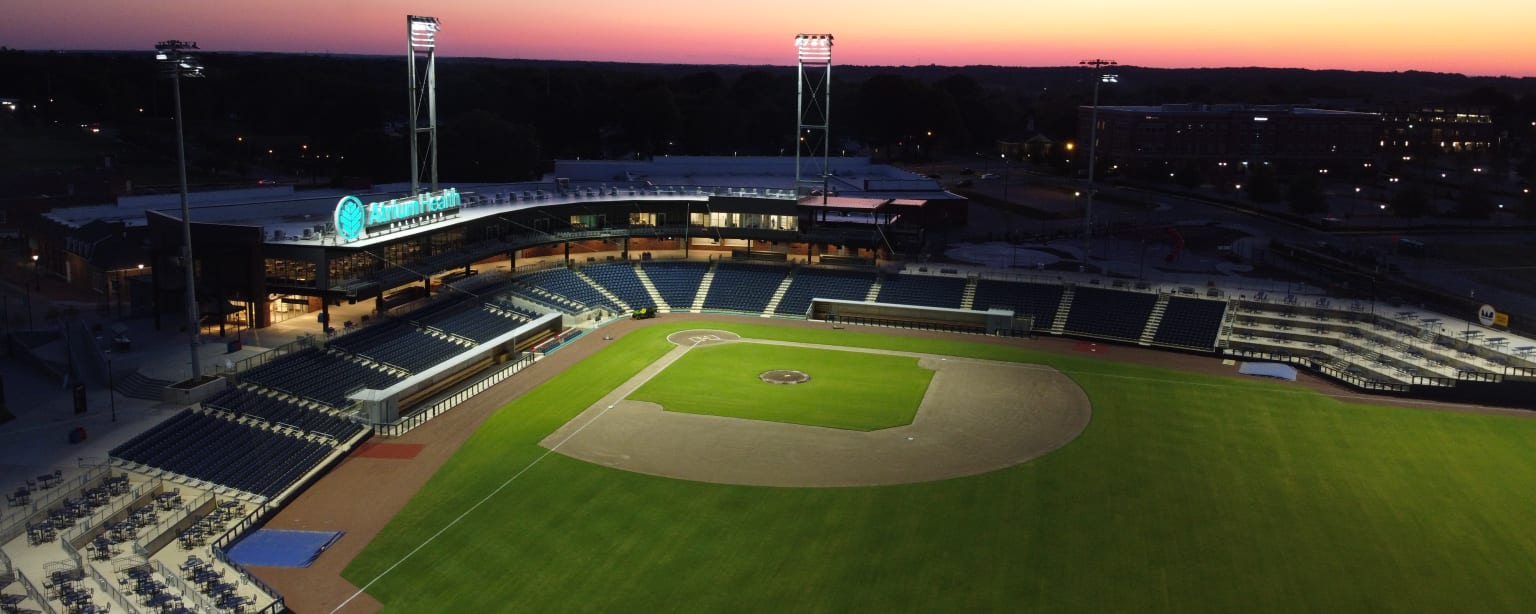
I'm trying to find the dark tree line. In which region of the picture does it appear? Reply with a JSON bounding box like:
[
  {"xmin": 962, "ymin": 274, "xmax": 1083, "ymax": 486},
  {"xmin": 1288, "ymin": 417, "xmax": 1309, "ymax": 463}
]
[{"xmin": 2, "ymin": 47, "xmax": 1534, "ymax": 191}]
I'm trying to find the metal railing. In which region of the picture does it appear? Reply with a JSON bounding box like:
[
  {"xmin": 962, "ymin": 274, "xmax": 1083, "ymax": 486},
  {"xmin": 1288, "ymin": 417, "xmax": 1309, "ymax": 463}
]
[
  {"xmin": 59, "ymin": 478, "xmax": 160, "ymax": 546},
  {"xmin": 230, "ymin": 334, "xmax": 321, "ymax": 375},
  {"xmin": 136, "ymin": 491, "xmax": 212, "ymax": 554},
  {"xmin": 17, "ymin": 568, "xmax": 58, "ymax": 614},
  {"xmin": 375, "ymin": 352, "xmax": 539, "ymax": 437},
  {"xmin": 0, "ymin": 465, "xmax": 111, "ymax": 545},
  {"xmin": 89, "ymin": 562, "xmax": 144, "ymax": 614},
  {"xmin": 208, "ymin": 500, "xmax": 285, "ymax": 614},
  {"xmin": 155, "ymin": 559, "xmax": 219, "ymax": 614}
]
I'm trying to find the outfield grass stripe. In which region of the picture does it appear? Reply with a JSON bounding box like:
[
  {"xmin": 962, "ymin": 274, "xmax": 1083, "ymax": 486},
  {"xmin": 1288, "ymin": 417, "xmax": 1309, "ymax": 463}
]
[
  {"xmin": 336, "ymin": 334, "xmax": 707, "ymax": 612},
  {"xmin": 344, "ymin": 321, "xmax": 1536, "ymax": 613}
]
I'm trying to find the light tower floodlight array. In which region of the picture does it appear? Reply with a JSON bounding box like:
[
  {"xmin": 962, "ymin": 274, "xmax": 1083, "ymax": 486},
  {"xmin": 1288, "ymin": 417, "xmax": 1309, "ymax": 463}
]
[
  {"xmin": 795, "ymin": 34, "xmax": 833, "ymax": 62},
  {"xmin": 409, "ymin": 15, "xmax": 440, "ymax": 51},
  {"xmin": 407, "ymin": 15, "xmax": 441, "ymax": 195},
  {"xmin": 795, "ymin": 34, "xmax": 833, "ymax": 207},
  {"xmin": 1080, "ymin": 58, "xmax": 1117, "ymax": 273},
  {"xmin": 155, "ymin": 39, "xmax": 206, "ymax": 379}
]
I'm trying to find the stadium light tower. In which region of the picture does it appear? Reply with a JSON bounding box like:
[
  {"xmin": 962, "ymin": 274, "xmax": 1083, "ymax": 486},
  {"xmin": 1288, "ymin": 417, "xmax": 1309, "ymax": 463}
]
[
  {"xmin": 1080, "ymin": 58, "xmax": 1116, "ymax": 273},
  {"xmin": 795, "ymin": 34, "xmax": 833, "ymax": 208},
  {"xmin": 155, "ymin": 39, "xmax": 205, "ymax": 380},
  {"xmin": 408, "ymin": 15, "xmax": 441, "ymax": 196}
]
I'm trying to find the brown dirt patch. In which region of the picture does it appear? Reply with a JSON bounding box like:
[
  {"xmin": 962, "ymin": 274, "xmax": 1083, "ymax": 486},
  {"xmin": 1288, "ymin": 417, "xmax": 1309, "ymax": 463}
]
[
  {"xmin": 350, "ymin": 442, "xmax": 424, "ymax": 459},
  {"xmin": 759, "ymin": 369, "xmax": 811, "ymax": 384},
  {"xmin": 542, "ymin": 347, "xmax": 1091, "ymax": 487},
  {"xmin": 250, "ymin": 314, "xmax": 1530, "ymax": 613}
]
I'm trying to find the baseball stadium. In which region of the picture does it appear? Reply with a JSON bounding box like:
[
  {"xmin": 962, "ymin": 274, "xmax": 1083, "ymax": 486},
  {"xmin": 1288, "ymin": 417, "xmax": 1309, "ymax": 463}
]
[{"xmin": 3, "ymin": 22, "xmax": 1536, "ymax": 614}]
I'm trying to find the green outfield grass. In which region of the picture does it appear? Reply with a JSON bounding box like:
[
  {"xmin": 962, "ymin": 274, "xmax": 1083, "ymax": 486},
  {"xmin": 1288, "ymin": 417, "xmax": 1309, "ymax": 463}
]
[
  {"xmin": 628, "ymin": 342, "xmax": 931, "ymax": 430},
  {"xmin": 343, "ymin": 321, "xmax": 1536, "ymax": 613}
]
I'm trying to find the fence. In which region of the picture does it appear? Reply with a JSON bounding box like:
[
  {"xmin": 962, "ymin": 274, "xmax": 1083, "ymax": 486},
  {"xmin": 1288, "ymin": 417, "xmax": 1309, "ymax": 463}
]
[
  {"xmin": 208, "ymin": 500, "xmax": 285, "ymax": 614},
  {"xmin": 88, "ymin": 562, "xmax": 144, "ymax": 614},
  {"xmin": 1226, "ymin": 347, "xmax": 1413, "ymax": 392},
  {"xmin": 155, "ymin": 559, "xmax": 219, "ymax": 614},
  {"xmin": 16, "ymin": 568, "xmax": 57, "ymax": 614},
  {"xmin": 0, "ymin": 464, "xmax": 112, "ymax": 545},
  {"xmin": 138, "ymin": 491, "xmax": 212, "ymax": 555},
  {"xmin": 230, "ymin": 334, "xmax": 321, "ymax": 375},
  {"xmin": 59, "ymin": 478, "xmax": 160, "ymax": 547},
  {"xmin": 374, "ymin": 353, "xmax": 538, "ymax": 437}
]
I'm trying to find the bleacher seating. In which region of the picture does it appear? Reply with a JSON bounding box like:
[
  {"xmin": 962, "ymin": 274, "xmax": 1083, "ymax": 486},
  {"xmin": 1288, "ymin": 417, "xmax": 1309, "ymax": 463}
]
[
  {"xmin": 971, "ymin": 280, "xmax": 1064, "ymax": 330},
  {"xmin": 330, "ymin": 323, "xmax": 467, "ymax": 373},
  {"xmin": 774, "ymin": 268, "xmax": 875, "ymax": 315},
  {"xmin": 502, "ymin": 282, "xmax": 583, "ymax": 313},
  {"xmin": 518, "ymin": 268, "xmax": 618, "ymax": 311},
  {"xmin": 876, "ymin": 274, "xmax": 967, "ymax": 309},
  {"xmin": 641, "ymin": 262, "xmax": 709, "ymax": 309},
  {"xmin": 581, "ymin": 264, "xmax": 653, "ymax": 309},
  {"xmin": 703, "ymin": 264, "xmax": 788, "ymax": 312},
  {"xmin": 240, "ymin": 347, "xmax": 405, "ymax": 408},
  {"xmin": 110, "ymin": 410, "xmax": 334, "ymax": 498},
  {"xmin": 1152, "ymin": 296, "xmax": 1229, "ymax": 350},
  {"xmin": 202, "ymin": 388, "xmax": 364, "ymax": 440},
  {"xmin": 1064, "ymin": 286, "xmax": 1158, "ymax": 341},
  {"xmin": 415, "ymin": 303, "xmax": 529, "ymax": 344}
]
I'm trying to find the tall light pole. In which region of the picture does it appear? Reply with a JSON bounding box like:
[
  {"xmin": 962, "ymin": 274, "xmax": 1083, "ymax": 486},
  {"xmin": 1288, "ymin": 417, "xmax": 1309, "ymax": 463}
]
[
  {"xmin": 156, "ymin": 40, "xmax": 204, "ymax": 380},
  {"xmin": 1081, "ymin": 58, "xmax": 1117, "ymax": 273},
  {"xmin": 795, "ymin": 34, "xmax": 834, "ymax": 214},
  {"xmin": 407, "ymin": 15, "xmax": 442, "ymax": 196}
]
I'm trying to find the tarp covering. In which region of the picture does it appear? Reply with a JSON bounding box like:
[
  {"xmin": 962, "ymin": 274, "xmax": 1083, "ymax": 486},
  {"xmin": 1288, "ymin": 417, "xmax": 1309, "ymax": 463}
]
[
  {"xmin": 1238, "ymin": 362, "xmax": 1298, "ymax": 381},
  {"xmin": 227, "ymin": 529, "xmax": 343, "ymax": 568}
]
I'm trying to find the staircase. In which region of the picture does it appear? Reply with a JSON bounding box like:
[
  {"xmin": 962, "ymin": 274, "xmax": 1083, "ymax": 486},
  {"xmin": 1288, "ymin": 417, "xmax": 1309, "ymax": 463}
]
[
  {"xmin": 959, "ymin": 276, "xmax": 979, "ymax": 310},
  {"xmin": 1138, "ymin": 293, "xmax": 1172, "ymax": 346},
  {"xmin": 116, "ymin": 371, "xmax": 175, "ymax": 401},
  {"xmin": 1216, "ymin": 302, "xmax": 1234, "ymax": 349},
  {"xmin": 864, "ymin": 276, "xmax": 883, "ymax": 302},
  {"xmin": 1051, "ymin": 286, "xmax": 1075, "ymax": 334},
  {"xmin": 690, "ymin": 261, "xmax": 718, "ymax": 312},
  {"xmin": 634, "ymin": 263, "xmax": 669, "ymax": 311},
  {"xmin": 763, "ymin": 268, "xmax": 798, "ymax": 317},
  {"xmin": 575, "ymin": 269, "xmax": 630, "ymax": 312}
]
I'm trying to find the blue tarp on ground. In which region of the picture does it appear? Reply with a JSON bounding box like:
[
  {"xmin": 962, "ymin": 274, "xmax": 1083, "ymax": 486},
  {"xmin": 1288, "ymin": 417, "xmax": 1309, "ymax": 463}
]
[
  {"xmin": 226, "ymin": 529, "xmax": 343, "ymax": 568},
  {"xmin": 1239, "ymin": 362, "xmax": 1298, "ymax": 381}
]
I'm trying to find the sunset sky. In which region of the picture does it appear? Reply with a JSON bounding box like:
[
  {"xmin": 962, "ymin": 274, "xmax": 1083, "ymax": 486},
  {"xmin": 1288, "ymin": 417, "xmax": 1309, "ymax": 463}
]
[{"xmin": 4, "ymin": 0, "xmax": 1532, "ymax": 77}]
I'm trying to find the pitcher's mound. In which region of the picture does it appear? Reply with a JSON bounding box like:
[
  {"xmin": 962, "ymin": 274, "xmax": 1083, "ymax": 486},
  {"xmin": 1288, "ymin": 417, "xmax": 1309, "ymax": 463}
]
[{"xmin": 759, "ymin": 370, "xmax": 811, "ymax": 385}]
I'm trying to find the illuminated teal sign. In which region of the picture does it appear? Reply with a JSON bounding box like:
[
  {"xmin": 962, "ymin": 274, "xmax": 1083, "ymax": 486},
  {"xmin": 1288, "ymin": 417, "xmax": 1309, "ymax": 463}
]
[{"xmin": 333, "ymin": 188, "xmax": 461, "ymax": 243}]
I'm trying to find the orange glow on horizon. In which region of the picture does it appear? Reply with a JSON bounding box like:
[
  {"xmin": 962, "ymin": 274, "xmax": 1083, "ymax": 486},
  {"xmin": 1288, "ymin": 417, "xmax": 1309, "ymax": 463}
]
[{"xmin": 1, "ymin": 0, "xmax": 1531, "ymax": 77}]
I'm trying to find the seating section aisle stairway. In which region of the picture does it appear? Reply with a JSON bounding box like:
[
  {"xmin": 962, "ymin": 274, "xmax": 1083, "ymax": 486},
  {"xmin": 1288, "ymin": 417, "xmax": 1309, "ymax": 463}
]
[
  {"xmin": 640, "ymin": 262, "xmax": 710, "ymax": 310},
  {"xmin": 970, "ymin": 280, "xmax": 1065, "ymax": 332},
  {"xmin": 581, "ymin": 264, "xmax": 654, "ymax": 310},
  {"xmin": 703, "ymin": 264, "xmax": 790, "ymax": 313},
  {"xmin": 1152, "ymin": 296, "xmax": 1229, "ymax": 350},
  {"xmin": 1064, "ymin": 286, "xmax": 1159, "ymax": 342},
  {"xmin": 773, "ymin": 268, "xmax": 875, "ymax": 316}
]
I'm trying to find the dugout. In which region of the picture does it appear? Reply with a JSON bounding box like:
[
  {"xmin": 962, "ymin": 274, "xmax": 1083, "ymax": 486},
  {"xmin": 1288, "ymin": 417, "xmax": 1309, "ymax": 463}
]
[
  {"xmin": 349, "ymin": 312, "xmax": 563, "ymax": 424},
  {"xmin": 810, "ymin": 298, "xmax": 1029, "ymax": 336}
]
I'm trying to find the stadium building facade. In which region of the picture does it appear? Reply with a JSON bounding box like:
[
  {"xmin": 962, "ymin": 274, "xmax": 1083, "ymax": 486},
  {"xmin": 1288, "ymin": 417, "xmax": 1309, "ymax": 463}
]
[{"xmin": 42, "ymin": 157, "xmax": 964, "ymax": 333}]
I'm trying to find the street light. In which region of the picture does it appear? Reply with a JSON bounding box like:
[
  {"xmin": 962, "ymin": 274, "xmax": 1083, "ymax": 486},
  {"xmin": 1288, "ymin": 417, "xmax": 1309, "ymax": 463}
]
[
  {"xmin": 156, "ymin": 39, "xmax": 205, "ymax": 380},
  {"xmin": 1081, "ymin": 58, "xmax": 1117, "ymax": 273},
  {"xmin": 31, "ymin": 253, "xmax": 39, "ymax": 289}
]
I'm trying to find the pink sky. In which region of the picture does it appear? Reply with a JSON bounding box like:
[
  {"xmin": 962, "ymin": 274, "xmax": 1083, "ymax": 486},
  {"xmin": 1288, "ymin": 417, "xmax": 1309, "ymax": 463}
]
[{"xmin": 4, "ymin": 0, "xmax": 1533, "ymax": 77}]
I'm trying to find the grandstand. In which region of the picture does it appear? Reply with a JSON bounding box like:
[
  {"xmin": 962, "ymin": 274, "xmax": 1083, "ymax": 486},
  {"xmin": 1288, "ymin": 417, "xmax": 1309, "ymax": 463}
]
[{"xmin": 11, "ymin": 253, "xmax": 1533, "ymax": 614}]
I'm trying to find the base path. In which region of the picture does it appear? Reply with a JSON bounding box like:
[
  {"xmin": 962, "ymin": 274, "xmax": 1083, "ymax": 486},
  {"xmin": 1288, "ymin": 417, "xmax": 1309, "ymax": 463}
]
[{"xmin": 540, "ymin": 330, "xmax": 1092, "ymax": 487}]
